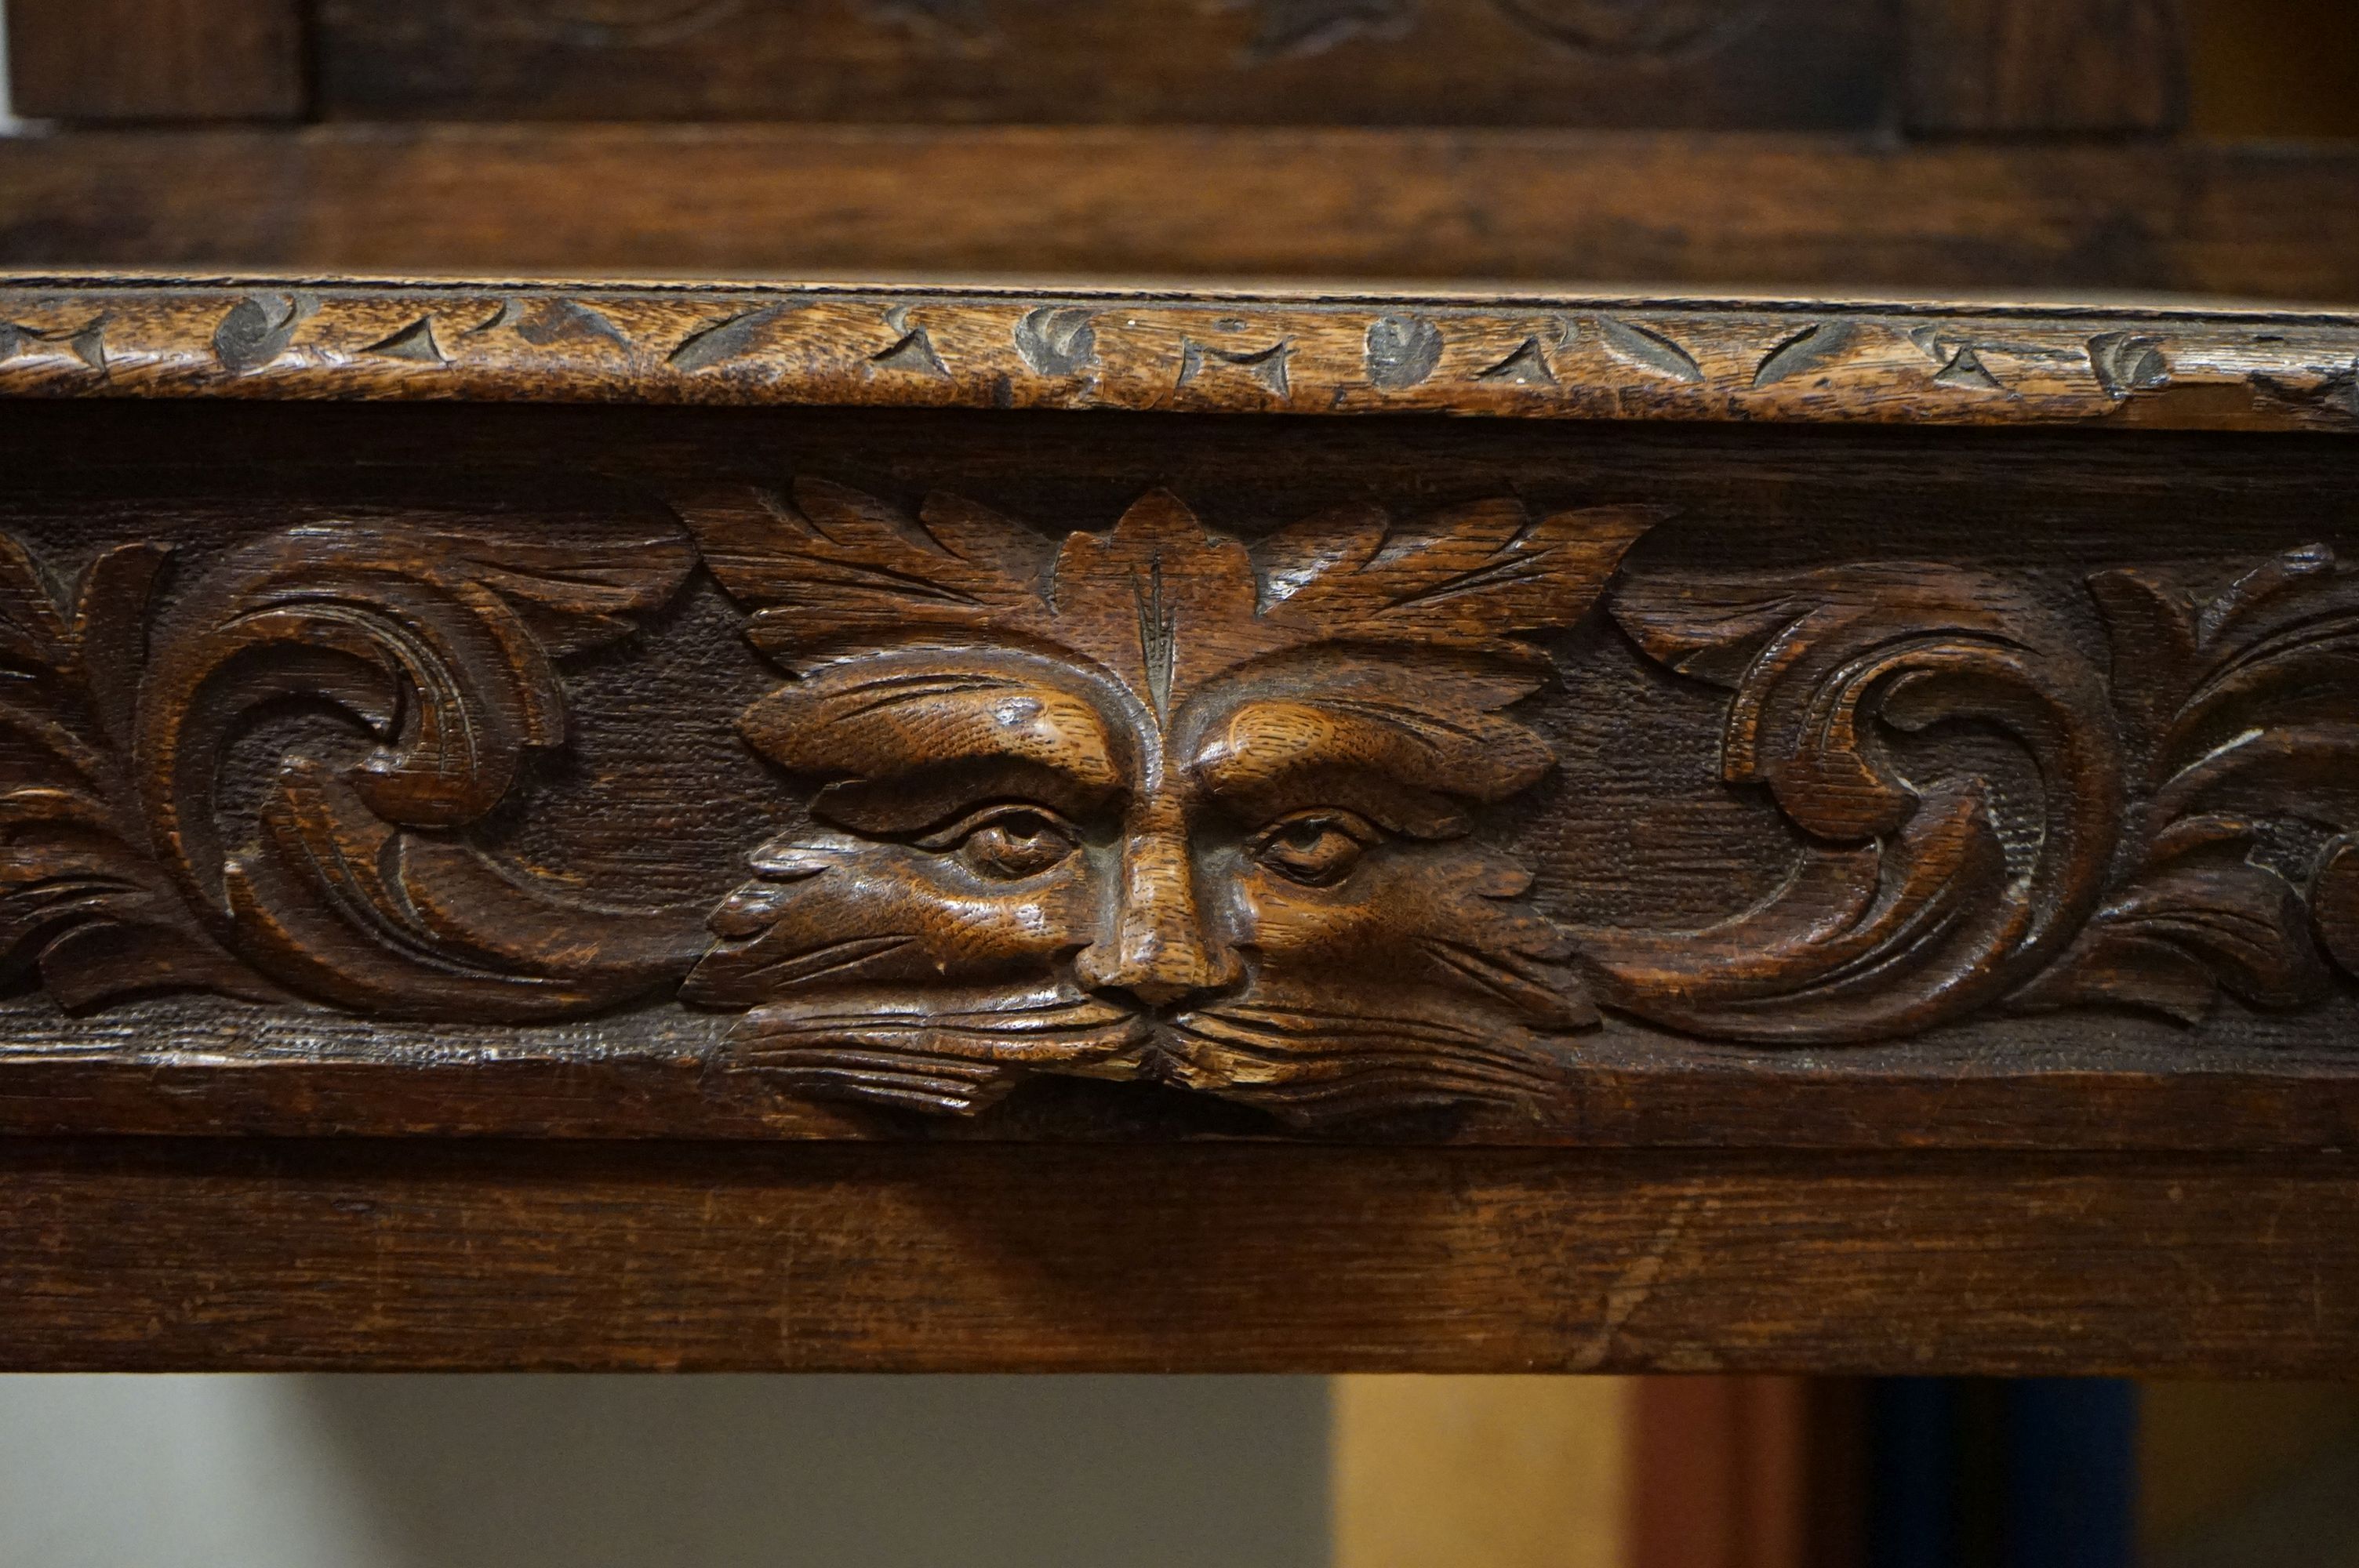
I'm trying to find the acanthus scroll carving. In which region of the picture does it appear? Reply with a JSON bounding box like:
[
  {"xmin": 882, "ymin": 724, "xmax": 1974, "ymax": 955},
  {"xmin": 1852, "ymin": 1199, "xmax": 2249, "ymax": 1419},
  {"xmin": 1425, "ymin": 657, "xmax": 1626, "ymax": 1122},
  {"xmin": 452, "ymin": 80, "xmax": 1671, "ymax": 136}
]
[
  {"xmin": 3, "ymin": 487, "xmax": 2358, "ymax": 1130},
  {"xmin": 1587, "ymin": 546, "xmax": 2359, "ymax": 1036},
  {"xmin": 0, "ymin": 517, "xmax": 706, "ymax": 1020}
]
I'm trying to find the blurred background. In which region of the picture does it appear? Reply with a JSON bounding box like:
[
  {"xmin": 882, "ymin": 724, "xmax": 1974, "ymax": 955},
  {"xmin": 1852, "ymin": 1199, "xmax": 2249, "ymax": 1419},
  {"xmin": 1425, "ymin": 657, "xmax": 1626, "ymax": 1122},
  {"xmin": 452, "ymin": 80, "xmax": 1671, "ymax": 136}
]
[
  {"xmin": 2, "ymin": 2, "xmax": 2357, "ymax": 1564},
  {"xmin": 0, "ymin": 1374, "xmax": 2354, "ymax": 1566}
]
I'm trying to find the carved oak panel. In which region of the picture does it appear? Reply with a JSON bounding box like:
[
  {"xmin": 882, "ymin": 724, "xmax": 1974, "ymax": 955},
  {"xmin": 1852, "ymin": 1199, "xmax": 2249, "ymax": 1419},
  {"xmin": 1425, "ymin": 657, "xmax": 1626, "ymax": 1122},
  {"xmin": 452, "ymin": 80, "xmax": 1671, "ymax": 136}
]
[
  {"xmin": 311, "ymin": 0, "xmax": 1881, "ymax": 128},
  {"xmin": 4, "ymin": 365, "xmax": 2358, "ymax": 1149}
]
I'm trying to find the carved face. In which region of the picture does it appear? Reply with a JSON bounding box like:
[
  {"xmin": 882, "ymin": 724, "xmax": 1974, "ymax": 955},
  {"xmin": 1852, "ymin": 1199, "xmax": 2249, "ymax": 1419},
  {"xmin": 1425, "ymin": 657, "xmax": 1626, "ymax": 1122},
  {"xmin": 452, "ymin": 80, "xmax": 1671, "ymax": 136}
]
[{"xmin": 678, "ymin": 483, "xmax": 1654, "ymax": 1124}]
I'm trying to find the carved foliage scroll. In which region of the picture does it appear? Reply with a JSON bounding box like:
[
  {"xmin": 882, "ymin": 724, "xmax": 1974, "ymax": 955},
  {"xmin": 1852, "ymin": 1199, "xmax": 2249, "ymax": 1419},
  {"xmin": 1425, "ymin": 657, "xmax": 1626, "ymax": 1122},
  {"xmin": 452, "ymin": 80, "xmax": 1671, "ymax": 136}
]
[
  {"xmin": 1590, "ymin": 546, "xmax": 2359, "ymax": 1037},
  {"xmin": 0, "ymin": 518, "xmax": 703, "ymax": 1020},
  {"xmin": 5, "ymin": 479, "xmax": 2359, "ymax": 1132},
  {"xmin": 2025, "ymin": 549, "xmax": 2359, "ymax": 1018},
  {"xmin": 0, "ymin": 535, "xmax": 260, "ymax": 1009}
]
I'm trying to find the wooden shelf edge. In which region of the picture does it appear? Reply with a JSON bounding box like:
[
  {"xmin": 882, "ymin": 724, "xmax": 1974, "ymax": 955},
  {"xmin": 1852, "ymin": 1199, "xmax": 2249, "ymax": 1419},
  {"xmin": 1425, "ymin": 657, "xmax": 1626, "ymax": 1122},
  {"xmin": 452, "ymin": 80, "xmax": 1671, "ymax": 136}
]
[
  {"xmin": 0, "ymin": 126, "xmax": 2355, "ymax": 303},
  {"xmin": 4, "ymin": 1139, "xmax": 2353, "ymax": 1375},
  {"xmin": 1, "ymin": 273, "xmax": 2355, "ymax": 432}
]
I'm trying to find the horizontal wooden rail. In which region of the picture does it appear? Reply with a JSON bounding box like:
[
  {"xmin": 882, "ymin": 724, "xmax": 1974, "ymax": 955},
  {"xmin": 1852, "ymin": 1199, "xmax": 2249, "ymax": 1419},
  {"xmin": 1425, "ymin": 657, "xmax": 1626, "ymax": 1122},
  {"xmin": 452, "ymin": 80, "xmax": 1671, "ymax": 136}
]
[
  {"xmin": 5, "ymin": 1141, "xmax": 2354, "ymax": 1375},
  {"xmin": 2, "ymin": 128, "xmax": 2355, "ymax": 301}
]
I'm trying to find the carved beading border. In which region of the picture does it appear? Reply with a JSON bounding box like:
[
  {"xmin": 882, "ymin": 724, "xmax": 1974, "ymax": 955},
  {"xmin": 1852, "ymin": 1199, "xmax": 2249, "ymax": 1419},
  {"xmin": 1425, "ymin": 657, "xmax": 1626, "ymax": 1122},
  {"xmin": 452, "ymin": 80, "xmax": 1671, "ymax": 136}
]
[{"xmin": 0, "ymin": 276, "xmax": 2355, "ymax": 431}]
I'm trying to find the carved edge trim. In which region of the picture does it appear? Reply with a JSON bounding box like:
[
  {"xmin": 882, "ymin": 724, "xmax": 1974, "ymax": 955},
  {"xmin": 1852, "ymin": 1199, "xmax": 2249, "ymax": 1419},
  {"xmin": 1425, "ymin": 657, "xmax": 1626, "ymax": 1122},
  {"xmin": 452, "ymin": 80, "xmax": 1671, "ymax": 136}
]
[{"xmin": 1, "ymin": 280, "xmax": 2354, "ymax": 432}]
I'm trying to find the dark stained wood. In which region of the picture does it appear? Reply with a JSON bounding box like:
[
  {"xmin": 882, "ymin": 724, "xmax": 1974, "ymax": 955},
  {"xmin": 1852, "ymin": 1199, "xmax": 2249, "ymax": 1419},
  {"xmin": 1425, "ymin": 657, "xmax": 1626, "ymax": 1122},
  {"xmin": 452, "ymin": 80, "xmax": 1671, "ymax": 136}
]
[
  {"xmin": 1903, "ymin": 0, "xmax": 2186, "ymax": 136},
  {"xmin": 2187, "ymin": 0, "xmax": 2359, "ymax": 141},
  {"xmin": 665, "ymin": 484, "xmax": 1650, "ymax": 1126},
  {"xmin": 2, "ymin": 266, "xmax": 2357, "ymax": 1374},
  {"xmin": 3, "ymin": 1140, "xmax": 2354, "ymax": 1374},
  {"xmin": 3, "ymin": 129, "xmax": 2358, "ymax": 302},
  {"xmin": 4, "ymin": 0, "xmax": 305, "ymax": 122},
  {"xmin": 2, "ymin": 384, "xmax": 2358, "ymax": 1150},
  {"xmin": 308, "ymin": 0, "xmax": 1890, "ymax": 128}
]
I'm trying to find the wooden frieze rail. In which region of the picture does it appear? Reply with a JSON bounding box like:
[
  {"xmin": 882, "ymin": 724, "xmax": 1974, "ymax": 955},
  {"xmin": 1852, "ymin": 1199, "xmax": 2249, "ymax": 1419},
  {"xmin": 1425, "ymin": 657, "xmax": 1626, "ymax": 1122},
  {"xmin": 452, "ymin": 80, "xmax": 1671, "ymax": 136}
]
[{"xmin": 3, "ymin": 276, "xmax": 2358, "ymax": 1372}]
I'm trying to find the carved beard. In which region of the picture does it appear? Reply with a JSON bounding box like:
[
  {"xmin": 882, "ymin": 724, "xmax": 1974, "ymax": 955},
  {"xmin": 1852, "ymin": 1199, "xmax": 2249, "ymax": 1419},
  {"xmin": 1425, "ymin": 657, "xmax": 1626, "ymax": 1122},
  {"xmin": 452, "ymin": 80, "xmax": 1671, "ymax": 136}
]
[
  {"xmin": 678, "ymin": 792, "xmax": 1590, "ymax": 1127},
  {"xmin": 674, "ymin": 482, "xmax": 1656, "ymax": 1125}
]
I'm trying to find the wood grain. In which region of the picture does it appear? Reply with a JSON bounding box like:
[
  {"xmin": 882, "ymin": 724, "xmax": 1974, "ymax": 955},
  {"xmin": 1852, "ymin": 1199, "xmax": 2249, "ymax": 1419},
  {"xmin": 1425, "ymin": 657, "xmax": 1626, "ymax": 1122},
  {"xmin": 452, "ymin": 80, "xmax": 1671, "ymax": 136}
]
[
  {"xmin": 4, "ymin": 0, "xmax": 305, "ymax": 122},
  {"xmin": 308, "ymin": 0, "xmax": 1888, "ymax": 128},
  {"xmin": 2, "ymin": 394, "xmax": 2358, "ymax": 1150},
  {"xmin": 1, "ymin": 278, "xmax": 2355, "ymax": 432},
  {"xmin": 3, "ymin": 1140, "xmax": 2353, "ymax": 1374},
  {"xmin": 0, "ymin": 260, "xmax": 2352, "ymax": 1376},
  {"xmin": 2, "ymin": 129, "xmax": 2357, "ymax": 303},
  {"xmin": 1904, "ymin": 0, "xmax": 2186, "ymax": 136}
]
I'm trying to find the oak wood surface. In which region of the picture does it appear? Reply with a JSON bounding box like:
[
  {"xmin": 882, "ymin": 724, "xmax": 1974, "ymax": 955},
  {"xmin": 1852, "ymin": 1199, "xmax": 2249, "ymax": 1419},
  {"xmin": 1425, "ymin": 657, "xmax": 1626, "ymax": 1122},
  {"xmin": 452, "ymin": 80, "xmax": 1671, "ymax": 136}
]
[
  {"xmin": 3, "ymin": 129, "xmax": 2357, "ymax": 303},
  {"xmin": 2, "ymin": 270, "xmax": 2355, "ymax": 1373},
  {"xmin": 308, "ymin": 0, "xmax": 1889, "ymax": 128},
  {"xmin": 4, "ymin": 1139, "xmax": 2352, "ymax": 1374},
  {"xmin": 3, "ymin": 0, "xmax": 306, "ymax": 122},
  {"xmin": 2, "ymin": 278, "xmax": 2355, "ymax": 432},
  {"xmin": 1, "ymin": 390, "xmax": 2355, "ymax": 1150},
  {"xmin": 1902, "ymin": 0, "xmax": 2186, "ymax": 136}
]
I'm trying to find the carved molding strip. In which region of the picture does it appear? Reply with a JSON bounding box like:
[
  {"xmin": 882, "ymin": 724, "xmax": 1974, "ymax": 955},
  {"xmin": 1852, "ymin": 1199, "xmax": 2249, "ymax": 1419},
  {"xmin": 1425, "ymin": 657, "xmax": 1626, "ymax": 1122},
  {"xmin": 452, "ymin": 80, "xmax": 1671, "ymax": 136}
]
[
  {"xmin": 5, "ymin": 486, "xmax": 2358, "ymax": 1133},
  {"xmin": 2, "ymin": 281, "xmax": 2355, "ymax": 431}
]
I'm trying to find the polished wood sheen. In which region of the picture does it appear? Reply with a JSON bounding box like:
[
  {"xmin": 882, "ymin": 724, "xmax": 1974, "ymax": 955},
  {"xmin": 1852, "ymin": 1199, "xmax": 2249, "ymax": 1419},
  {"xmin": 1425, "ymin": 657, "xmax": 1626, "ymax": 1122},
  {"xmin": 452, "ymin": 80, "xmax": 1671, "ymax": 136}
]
[
  {"xmin": 2, "ymin": 275, "xmax": 2357, "ymax": 1370},
  {"xmin": 4, "ymin": 1141, "xmax": 2354, "ymax": 1375},
  {"xmin": 308, "ymin": 0, "xmax": 1890, "ymax": 127},
  {"xmin": 1902, "ymin": 0, "xmax": 2186, "ymax": 135},
  {"xmin": 4, "ymin": 0, "xmax": 306, "ymax": 121},
  {"xmin": 3, "ymin": 131, "xmax": 2357, "ymax": 301}
]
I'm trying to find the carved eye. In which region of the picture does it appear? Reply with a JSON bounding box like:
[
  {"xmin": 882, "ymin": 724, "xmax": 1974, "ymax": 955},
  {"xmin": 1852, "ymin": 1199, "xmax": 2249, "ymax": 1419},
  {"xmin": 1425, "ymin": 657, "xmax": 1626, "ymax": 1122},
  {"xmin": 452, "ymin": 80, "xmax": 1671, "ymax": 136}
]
[
  {"xmin": 1249, "ymin": 810, "xmax": 1378, "ymax": 887},
  {"xmin": 921, "ymin": 804, "xmax": 1080, "ymax": 881}
]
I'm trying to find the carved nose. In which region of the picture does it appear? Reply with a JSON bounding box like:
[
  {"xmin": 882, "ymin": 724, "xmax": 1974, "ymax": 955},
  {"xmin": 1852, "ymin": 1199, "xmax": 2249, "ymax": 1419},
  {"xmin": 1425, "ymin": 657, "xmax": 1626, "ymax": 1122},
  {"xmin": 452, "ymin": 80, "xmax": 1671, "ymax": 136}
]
[{"xmin": 1075, "ymin": 822, "xmax": 1241, "ymax": 1011}]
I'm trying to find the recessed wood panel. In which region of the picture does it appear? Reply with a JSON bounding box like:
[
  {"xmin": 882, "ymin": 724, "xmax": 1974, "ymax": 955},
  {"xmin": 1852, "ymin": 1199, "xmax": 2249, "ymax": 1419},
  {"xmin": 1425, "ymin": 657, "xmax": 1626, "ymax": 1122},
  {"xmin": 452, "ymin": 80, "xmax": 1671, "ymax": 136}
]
[
  {"xmin": 311, "ymin": 0, "xmax": 1892, "ymax": 127},
  {"xmin": 1903, "ymin": 0, "xmax": 2186, "ymax": 136},
  {"xmin": 5, "ymin": 0, "xmax": 304, "ymax": 121}
]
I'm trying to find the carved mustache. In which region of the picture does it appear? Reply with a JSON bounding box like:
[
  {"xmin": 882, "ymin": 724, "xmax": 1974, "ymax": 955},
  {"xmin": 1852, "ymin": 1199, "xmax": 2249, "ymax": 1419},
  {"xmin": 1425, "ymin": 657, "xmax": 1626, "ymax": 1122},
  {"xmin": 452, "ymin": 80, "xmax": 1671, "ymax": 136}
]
[{"xmin": 729, "ymin": 979, "xmax": 1564, "ymax": 1123}]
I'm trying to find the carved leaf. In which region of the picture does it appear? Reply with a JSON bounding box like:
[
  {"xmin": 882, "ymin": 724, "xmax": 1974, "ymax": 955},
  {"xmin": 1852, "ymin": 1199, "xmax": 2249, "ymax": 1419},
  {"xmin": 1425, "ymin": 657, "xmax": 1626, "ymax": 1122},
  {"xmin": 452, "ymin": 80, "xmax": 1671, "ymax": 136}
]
[
  {"xmin": 1594, "ymin": 317, "xmax": 1704, "ymax": 383},
  {"xmin": 681, "ymin": 481, "xmax": 1656, "ymax": 702},
  {"xmin": 681, "ymin": 481, "xmax": 1052, "ymax": 662},
  {"xmin": 2015, "ymin": 817, "xmax": 2332, "ymax": 1022},
  {"xmin": 1257, "ymin": 498, "xmax": 1663, "ymax": 659},
  {"xmin": 2030, "ymin": 546, "xmax": 2359, "ymax": 1017},
  {"xmin": 130, "ymin": 517, "xmax": 707, "ymax": 1020},
  {"xmin": 0, "ymin": 534, "xmax": 265, "ymax": 1009},
  {"xmin": 1584, "ymin": 563, "xmax": 2124, "ymax": 1040}
]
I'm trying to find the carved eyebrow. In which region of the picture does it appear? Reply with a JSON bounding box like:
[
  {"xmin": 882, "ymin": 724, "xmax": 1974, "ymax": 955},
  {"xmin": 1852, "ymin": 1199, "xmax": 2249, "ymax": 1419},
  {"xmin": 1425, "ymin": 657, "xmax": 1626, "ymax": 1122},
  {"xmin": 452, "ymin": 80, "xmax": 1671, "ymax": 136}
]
[
  {"xmin": 1186, "ymin": 699, "xmax": 1496, "ymax": 838},
  {"xmin": 743, "ymin": 663, "xmax": 1126, "ymax": 794}
]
